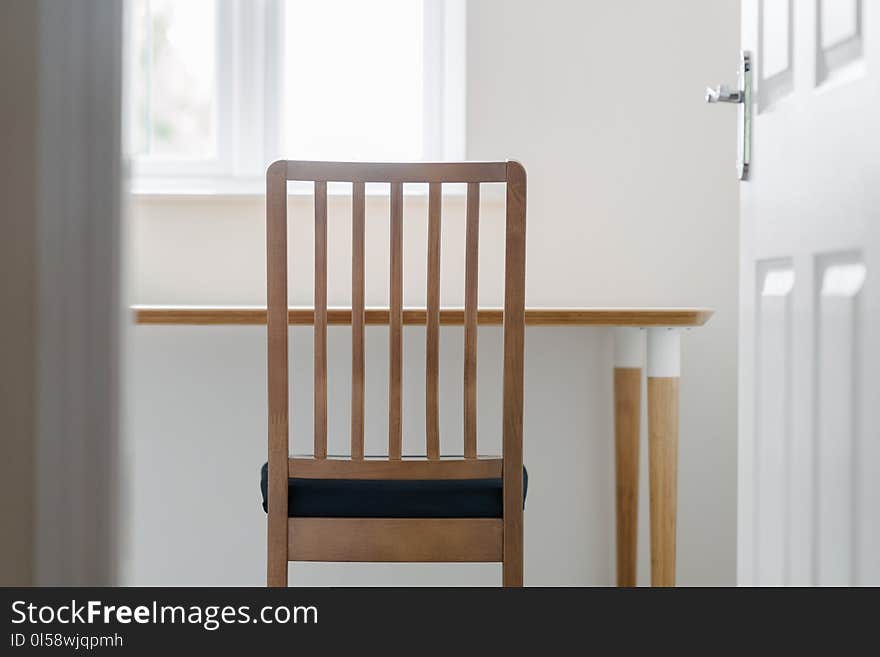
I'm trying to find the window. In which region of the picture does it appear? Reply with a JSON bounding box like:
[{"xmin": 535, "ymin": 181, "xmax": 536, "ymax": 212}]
[
  {"xmin": 130, "ymin": 0, "xmax": 219, "ymax": 161},
  {"xmin": 127, "ymin": 0, "xmax": 465, "ymax": 193}
]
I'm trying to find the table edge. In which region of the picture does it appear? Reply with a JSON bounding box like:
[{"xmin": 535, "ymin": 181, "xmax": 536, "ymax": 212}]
[{"xmin": 132, "ymin": 306, "xmax": 713, "ymax": 327}]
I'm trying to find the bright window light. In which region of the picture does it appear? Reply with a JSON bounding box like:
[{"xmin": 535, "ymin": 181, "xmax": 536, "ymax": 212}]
[
  {"xmin": 129, "ymin": 0, "xmax": 217, "ymax": 159},
  {"xmin": 282, "ymin": 0, "xmax": 424, "ymax": 161}
]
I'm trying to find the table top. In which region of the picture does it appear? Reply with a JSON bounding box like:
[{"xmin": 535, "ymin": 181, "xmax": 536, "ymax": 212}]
[{"xmin": 133, "ymin": 306, "xmax": 713, "ymax": 327}]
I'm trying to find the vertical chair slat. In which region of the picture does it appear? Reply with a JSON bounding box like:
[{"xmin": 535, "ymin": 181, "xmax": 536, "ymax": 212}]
[
  {"xmin": 425, "ymin": 182, "xmax": 442, "ymax": 459},
  {"xmin": 313, "ymin": 181, "xmax": 328, "ymax": 459},
  {"xmin": 463, "ymin": 182, "xmax": 480, "ymax": 459},
  {"xmin": 266, "ymin": 162, "xmax": 289, "ymax": 587},
  {"xmin": 502, "ymin": 161, "xmax": 527, "ymax": 587},
  {"xmin": 351, "ymin": 182, "xmax": 365, "ymax": 460},
  {"xmin": 389, "ymin": 182, "xmax": 404, "ymax": 459}
]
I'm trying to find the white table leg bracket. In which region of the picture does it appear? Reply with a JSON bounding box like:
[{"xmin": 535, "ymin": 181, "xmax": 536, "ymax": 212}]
[{"xmin": 647, "ymin": 328, "xmax": 682, "ymax": 378}]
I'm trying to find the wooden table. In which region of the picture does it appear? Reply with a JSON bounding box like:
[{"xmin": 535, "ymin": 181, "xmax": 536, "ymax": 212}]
[{"xmin": 134, "ymin": 305, "xmax": 713, "ymax": 586}]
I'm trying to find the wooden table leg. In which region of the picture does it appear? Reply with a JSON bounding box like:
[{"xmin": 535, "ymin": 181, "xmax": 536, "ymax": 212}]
[
  {"xmin": 647, "ymin": 328, "xmax": 681, "ymax": 587},
  {"xmin": 613, "ymin": 328, "xmax": 643, "ymax": 587}
]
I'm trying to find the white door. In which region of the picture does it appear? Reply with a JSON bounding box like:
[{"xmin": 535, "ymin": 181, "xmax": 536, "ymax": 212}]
[{"xmin": 736, "ymin": 0, "xmax": 880, "ymax": 585}]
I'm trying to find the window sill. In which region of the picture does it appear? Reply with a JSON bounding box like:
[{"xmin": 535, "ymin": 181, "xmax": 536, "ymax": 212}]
[{"xmin": 130, "ymin": 176, "xmax": 267, "ymax": 200}]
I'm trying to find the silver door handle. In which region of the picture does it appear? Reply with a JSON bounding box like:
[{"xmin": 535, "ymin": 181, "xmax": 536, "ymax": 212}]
[
  {"xmin": 705, "ymin": 84, "xmax": 743, "ymax": 104},
  {"xmin": 705, "ymin": 51, "xmax": 751, "ymax": 180}
]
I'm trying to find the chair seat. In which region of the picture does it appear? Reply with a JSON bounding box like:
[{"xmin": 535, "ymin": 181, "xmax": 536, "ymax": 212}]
[{"xmin": 260, "ymin": 462, "xmax": 527, "ymax": 518}]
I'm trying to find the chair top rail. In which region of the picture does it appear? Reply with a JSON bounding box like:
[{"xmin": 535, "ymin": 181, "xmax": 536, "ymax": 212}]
[{"xmin": 273, "ymin": 160, "xmax": 511, "ymax": 183}]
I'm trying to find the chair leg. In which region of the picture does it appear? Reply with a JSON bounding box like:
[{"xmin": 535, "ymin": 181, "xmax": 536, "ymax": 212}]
[
  {"xmin": 503, "ymin": 509, "xmax": 524, "ymax": 587},
  {"xmin": 502, "ymin": 551, "xmax": 523, "ymax": 587},
  {"xmin": 267, "ymin": 517, "xmax": 288, "ymax": 587}
]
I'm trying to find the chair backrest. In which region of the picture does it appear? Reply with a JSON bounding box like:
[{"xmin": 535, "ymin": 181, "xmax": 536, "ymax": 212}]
[{"xmin": 265, "ymin": 160, "xmax": 526, "ymax": 485}]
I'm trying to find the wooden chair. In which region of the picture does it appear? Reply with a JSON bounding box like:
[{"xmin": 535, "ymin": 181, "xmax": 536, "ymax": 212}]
[{"xmin": 263, "ymin": 160, "xmax": 527, "ymax": 587}]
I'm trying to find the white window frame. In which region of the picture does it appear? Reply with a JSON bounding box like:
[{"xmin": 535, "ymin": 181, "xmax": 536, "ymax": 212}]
[{"xmin": 130, "ymin": 0, "xmax": 465, "ymax": 196}]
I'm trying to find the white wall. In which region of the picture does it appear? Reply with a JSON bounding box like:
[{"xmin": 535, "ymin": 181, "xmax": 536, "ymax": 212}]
[
  {"xmin": 124, "ymin": 0, "xmax": 739, "ymax": 586},
  {"xmin": 465, "ymin": 0, "xmax": 740, "ymax": 585}
]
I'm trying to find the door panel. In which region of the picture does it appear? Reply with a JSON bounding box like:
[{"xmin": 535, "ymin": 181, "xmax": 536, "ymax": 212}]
[
  {"xmin": 819, "ymin": 0, "xmax": 859, "ymax": 49},
  {"xmin": 754, "ymin": 263, "xmax": 794, "ymax": 585},
  {"xmin": 759, "ymin": 0, "xmax": 794, "ymax": 106},
  {"xmin": 815, "ymin": 256, "xmax": 865, "ymax": 584},
  {"xmin": 817, "ymin": 0, "xmax": 862, "ymax": 82}
]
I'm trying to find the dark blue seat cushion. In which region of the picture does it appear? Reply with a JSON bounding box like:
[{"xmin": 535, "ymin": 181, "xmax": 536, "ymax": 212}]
[{"xmin": 260, "ymin": 462, "xmax": 527, "ymax": 518}]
